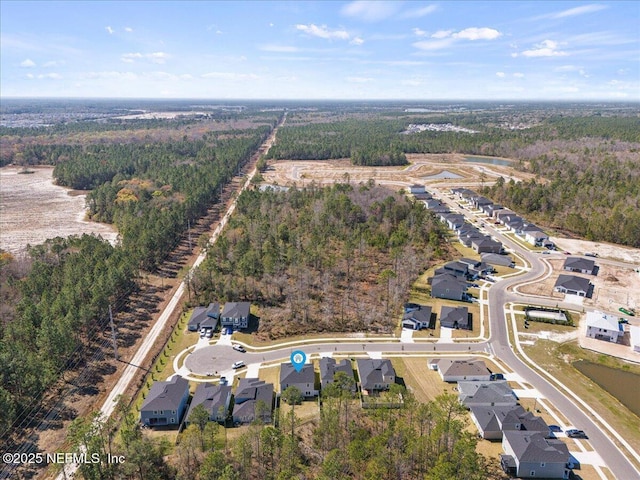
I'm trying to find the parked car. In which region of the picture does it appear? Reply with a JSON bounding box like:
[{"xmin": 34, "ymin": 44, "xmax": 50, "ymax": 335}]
[
  {"xmin": 205, "ymin": 330, "xmax": 213, "ymax": 338},
  {"xmin": 232, "ymin": 344, "xmax": 246, "ymax": 352},
  {"xmin": 219, "ymin": 376, "xmax": 228, "ymax": 386},
  {"xmin": 548, "ymin": 425, "xmax": 562, "ymax": 433},
  {"xmin": 566, "ymin": 429, "xmax": 588, "ymax": 438},
  {"xmin": 232, "ymin": 361, "xmax": 245, "ymax": 369}
]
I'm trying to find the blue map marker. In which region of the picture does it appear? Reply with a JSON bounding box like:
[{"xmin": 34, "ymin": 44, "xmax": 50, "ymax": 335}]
[{"xmin": 290, "ymin": 350, "xmax": 307, "ymax": 372}]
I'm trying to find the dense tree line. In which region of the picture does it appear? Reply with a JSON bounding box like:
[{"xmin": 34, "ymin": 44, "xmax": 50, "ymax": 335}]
[
  {"xmin": 0, "ymin": 235, "xmax": 136, "ymax": 435},
  {"xmin": 192, "ymin": 182, "xmax": 448, "ymax": 339},
  {"xmin": 64, "ymin": 389, "xmax": 495, "ymax": 480}
]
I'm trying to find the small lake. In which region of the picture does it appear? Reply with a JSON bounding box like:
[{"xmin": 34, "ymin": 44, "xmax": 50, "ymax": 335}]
[
  {"xmin": 424, "ymin": 170, "xmax": 463, "ymax": 179},
  {"xmin": 463, "ymin": 156, "xmax": 513, "ymax": 167},
  {"xmin": 573, "ymin": 360, "xmax": 640, "ymax": 417}
]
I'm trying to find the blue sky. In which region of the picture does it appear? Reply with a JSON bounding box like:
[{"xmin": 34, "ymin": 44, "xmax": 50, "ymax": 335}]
[{"xmin": 1, "ymin": 1, "xmax": 638, "ymax": 100}]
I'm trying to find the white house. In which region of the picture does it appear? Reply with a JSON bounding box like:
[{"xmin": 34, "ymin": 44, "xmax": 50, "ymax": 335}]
[
  {"xmin": 585, "ymin": 311, "xmax": 623, "ymax": 343},
  {"xmin": 630, "ymin": 325, "xmax": 640, "ymax": 353}
]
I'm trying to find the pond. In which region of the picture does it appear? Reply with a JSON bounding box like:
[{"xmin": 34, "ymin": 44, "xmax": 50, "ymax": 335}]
[
  {"xmin": 573, "ymin": 360, "xmax": 640, "ymax": 417},
  {"xmin": 463, "ymin": 156, "xmax": 513, "ymax": 166}
]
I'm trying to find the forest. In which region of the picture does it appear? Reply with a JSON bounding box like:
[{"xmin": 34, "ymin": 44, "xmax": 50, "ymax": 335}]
[
  {"xmin": 67, "ymin": 389, "xmax": 497, "ymax": 480},
  {"xmin": 191, "ymin": 182, "xmax": 449, "ymax": 338},
  {"xmin": 266, "ymin": 106, "xmax": 640, "ymax": 247}
]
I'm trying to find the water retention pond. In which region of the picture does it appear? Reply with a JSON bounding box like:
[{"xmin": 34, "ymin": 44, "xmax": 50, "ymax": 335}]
[{"xmin": 572, "ymin": 360, "xmax": 640, "ymax": 417}]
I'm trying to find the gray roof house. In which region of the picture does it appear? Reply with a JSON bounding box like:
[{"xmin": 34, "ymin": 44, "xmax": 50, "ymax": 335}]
[
  {"xmin": 186, "ymin": 383, "xmax": 232, "ymax": 423},
  {"xmin": 187, "ymin": 303, "xmax": 220, "ymax": 331},
  {"xmin": 431, "ymin": 273, "xmax": 467, "ymax": 301},
  {"xmin": 319, "ymin": 357, "xmax": 356, "ymax": 392},
  {"xmin": 356, "ymin": 359, "xmax": 396, "ymax": 393},
  {"xmin": 522, "ymin": 228, "xmax": 549, "ymax": 246},
  {"xmin": 220, "ymin": 302, "xmax": 251, "ymax": 330},
  {"xmin": 472, "ymin": 236, "xmax": 503, "ymax": 254},
  {"xmin": 232, "ymin": 378, "xmax": 274, "ymax": 424},
  {"xmin": 482, "ymin": 253, "xmax": 515, "ymax": 268},
  {"xmin": 440, "ymin": 213, "xmax": 466, "ymax": 230},
  {"xmin": 430, "ymin": 358, "xmax": 491, "ymax": 382},
  {"xmin": 280, "ymin": 363, "xmax": 318, "ymax": 398},
  {"xmin": 470, "ymin": 405, "xmax": 550, "ymax": 440},
  {"xmin": 440, "ymin": 306, "xmax": 471, "ymax": 330},
  {"xmin": 501, "ymin": 431, "xmax": 570, "ymax": 479},
  {"xmin": 140, "ymin": 375, "xmax": 190, "ymax": 427},
  {"xmin": 409, "ymin": 184, "xmax": 425, "ymax": 194},
  {"xmin": 458, "ymin": 380, "xmax": 519, "ymax": 408},
  {"xmin": 554, "ymin": 275, "xmax": 591, "ymax": 297},
  {"xmin": 563, "ymin": 257, "xmax": 596, "ymax": 275},
  {"xmin": 402, "ymin": 305, "xmax": 432, "ymax": 330}
]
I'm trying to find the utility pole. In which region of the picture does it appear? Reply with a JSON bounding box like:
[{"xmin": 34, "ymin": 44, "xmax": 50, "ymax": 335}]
[{"xmin": 109, "ymin": 305, "xmax": 118, "ymax": 361}]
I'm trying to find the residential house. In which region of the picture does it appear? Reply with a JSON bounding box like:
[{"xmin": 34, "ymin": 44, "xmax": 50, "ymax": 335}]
[
  {"xmin": 430, "ymin": 358, "xmax": 491, "ymax": 382},
  {"xmin": 522, "ymin": 227, "xmax": 549, "ymax": 247},
  {"xmin": 483, "ymin": 204, "xmax": 503, "ymax": 217},
  {"xmin": 413, "ymin": 192, "xmax": 432, "ymax": 201},
  {"xmin": 457, "ymin": 380, "xmax": 519, "ymax": 408},
  {"xmin": 319, "ymin": 357, "xmax": 356, "ymax": 392},
  {"xmin": 187, "ymin": 303, "xmax": 220, "ymax": 331},
  {"xmin": 470, "ymin": 405, "xmax": 549, "ymax": 440},
  {"xmin": 471, "ymin": 196, "xmax": 493, "ymax": 209},
  {"xmin": 630, "ymin": 326, "xmax": 640, "ymax": 353},
  {"xmin": 402, "ymin": 305, "xmax": 432, "ymax": 330},
  {"xmin": 140, "ymin": 375, "xmax": 190, "ymax": 427},
  {"xmin": 232, "ymin": 378, "xmax": 274, "ymax": 424},
  {"xmin": 482, "ymin": 253, "xmax": 515, "ymax": 268},
  {"xmin": 472, "ymin": 236, "xmax": 503, "ymax": 254},
  {"xmin": 495, "ymin": 209, "xmax": 516, "ymax": 222},
  {"xmin": 409, "ymin": 184, "xmax": 426, "ymax": 194},
  {"xmin": 563, "ymin": 257, "xmax": 596, "ymax": 275},
  {"xmin": 443, "ymin": 260, "xmax": 469, "ymax": 277},
  {"xmin": 501, "ymin": 431, "xmax": 570, "ymax": 479},
  {"xmin": 440, "ymin": 306, "xmax": 471, "ymax": 330},
  {"xmin": 220, "ymin": 302, "xmax": 251, "ymax": 330},
  {"xmin": 357, "ymin": 359, "xmax": 396, "ymax": 394},
  {"xmin": 554, "ymin": 275, "xmax": 591, "ymax": 297},
  {"xmin": 441, "ymin": 213, "xmax": 466, "ymax": 231},
  {"xmin": 585, "ymin": 311, "xmax": 623, "ymax": 343},
  {"xmin": 186, "ymin": 383, "xmax": 232, "ymax": 423},
  {"xmin": 424, "ymin": 199, "xmax": 444, "ymax": 210},
  {"xmin": 431, "ymin": 273, "xmax": 468, "ymax": 301},
  {"xmin": 280, "ymin": 363, "xmax": 318, "ymax": 398}
]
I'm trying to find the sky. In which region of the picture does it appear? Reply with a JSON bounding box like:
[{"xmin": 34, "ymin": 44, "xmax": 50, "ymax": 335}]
[{"xmin": 1, "ymin": 1, "xmax": 639, "ymax": 100}]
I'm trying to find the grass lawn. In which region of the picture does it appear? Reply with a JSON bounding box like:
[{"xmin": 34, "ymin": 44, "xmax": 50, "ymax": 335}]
[
  {"xmin": 280, "ymin": 400, "xmax": 320, "ymax": 425},
  {"xmin": 390, "ymin": 357, "xmax": 451, "ymax": 403},
  {"xmin": 258, "ymin": 363, "xmax": 281, "ymax": 389},
  {"xmin": 232, "ymin": 331, "xmax": 393, "ymax": 347},
  {"xmin": 522, "ymin": 340, "xmax": 640, "ymax": 471}
]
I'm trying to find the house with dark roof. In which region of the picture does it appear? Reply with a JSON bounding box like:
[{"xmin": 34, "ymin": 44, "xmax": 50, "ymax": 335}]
[
  {"xmin": 402, "ymin": 305, "xmax": 432, "ymax": 330},
  {"xmin": 319, "ymin": 357, "xmax": 356, "ymax": 392},
  {"xmin": 470, "ymin": 405, "xmax": 550, "ymax": 440},
  {"xmin": 187, "ymin": 303, "xmax": 220, "ymax": 331},
  {"xmin": 279, "ymin": 363, "xmax": 318, "ymax": 397},
  {"xmin": 440, "ymin": 306, "xmax": 471, "ymax": 330},
  {"xmin": 563, "ymin": 257, "xmax": 596, "ymax": 275},
  {"xmin": 471, "ymin": 196, "xmax": 493, "ymax": 209},
  {"xmin": 483, "ymin": 204, "xmax": 503, "ymax": 217},
  {"xmin": 440, "ymin": 213, "xmax": 466, "ymax": 230},
  {"xmin": 457, "ymin": 380, "xmax": 519, "ymax": 408},
  {"xmin": 554, "ymin": 275, "xmax": 591, "ymax": 297},
  {"xmin": 413, "ymin": 192, "xmax": 432, "ymax": 201},
  {"xmin": 409, "ymin": 184, "xmax": 425, "ymax": 194},
  {"xmin": 472, "ymin": 236, "xmax": 503, "ymax": 254},
  {"xmin": 220, "ymin": 302, "xmax": 251, "ymax": 330},
  {"xmin": 482, "ymin": 253, "xmax": 515, "ymax": 268},
  {"xmin": 501, "ymin": 431, "xmax": 570, "ymax": 479},
  {"xmin": 232, "ymin": 378, "xmax": 274, "ymax": 424},
  {"xmin": 186, "ymin": 383, "xmax": 232, "ymax": 423},
  {"xmin": 140, "ymin": 375, "xmax": 190, "ymax": 427},
  {"xmin": 429, "ymin": 358, "xmax": 491, "ymax": 382},
  {"xmin": 431, "ymin": 273, "xmax": 468, "ymax": 301},
  {"xmin": 356, "ymin": 359, "xmax": 396, "ymax": 394},
  {"xmin": 522, "ymin": 227, "xmax": 549, "ymax": 247}
]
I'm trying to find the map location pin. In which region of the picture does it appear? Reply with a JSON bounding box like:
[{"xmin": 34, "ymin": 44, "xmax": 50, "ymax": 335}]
[{"xmin": 290, "ymin": 350, "xmax": 306, "ymax": 372}]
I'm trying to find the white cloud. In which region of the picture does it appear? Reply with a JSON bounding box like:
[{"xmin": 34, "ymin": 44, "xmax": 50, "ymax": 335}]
[
  {"xmin": 295, "ymin": 24, "xmax": 350, "ymax": 41},
  {"xmin": 547, "ymin": 4, "xmax": 608, "ymax": 19},
  {"xmin": 259, "ymin": 44, "xmax": 299, "ymax": 53},
  {"xmin": 513, "ymin": 72, "xmax": 525, "ymax": 78},
  {"xmin": 201, "ymin": 72, "xmax": 259, "ymax": 81},
  {"xmin": 105, "ymin": 26, "xmax": 114, "ymax": 35},
  {"xmin": 517, "ymin": 40, "xmax": 568, "ymax": 57},
  {"xmin": 431, "ymin": 30, "xmax": 453, "ymax": 39},
  {"xmin": 121, "ymin": 52, "xmax": 170, "ymax": 64},
  {"xmin": 350, "ymin": 36, "xmax": 364, "ymax": 45},
  {"xmin": 413, "ymin": 28, "xmax": 427, "ymax": 37},
  {"xmin": 20, "ymin": 58, "xmax": 36, "ymax": 67},
  {"xmin": 496, "ymin": 72, "xmax": 505, "ymax": 78},
  {"xmin": 453, "ymin": 27, "xmax": 501, "ymax": 41},
  {"xmin": 124, "ymin": 27, "xmax": 133, "ymax": 32},
  {"xmin": 26, "ymin": 73, "xmax": 34, "ymax": 79},
  {"xmin": 413, "ymin": 38, "xmax": 455, "ymax": 51},
  {"xmin": 37, "ymin": 73, "xmax": 62, "ymax": 80},
  {"xmin": 346, "ymin": 76, "xmax": 374, "ymax": 83},
  {"xmin": 401, "ymin": 5, "xmax": 438, "ymax": 18},
  {"xmin": 340, "ymin": 1, "xmax": 400, "ymax": 22}
]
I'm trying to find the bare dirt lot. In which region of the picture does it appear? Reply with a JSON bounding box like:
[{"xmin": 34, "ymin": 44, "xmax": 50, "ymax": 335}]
[{"xmin": 0, "ymin": 166, "xmax": 118, "ymax": 255}]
